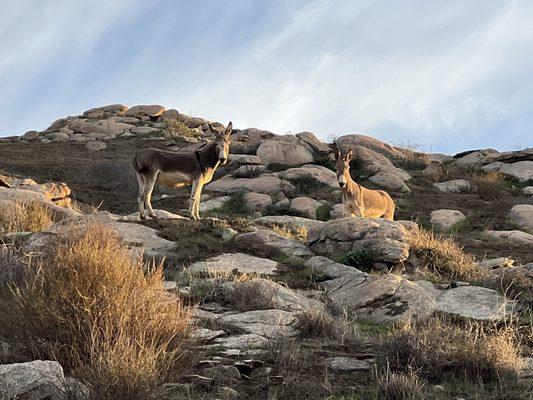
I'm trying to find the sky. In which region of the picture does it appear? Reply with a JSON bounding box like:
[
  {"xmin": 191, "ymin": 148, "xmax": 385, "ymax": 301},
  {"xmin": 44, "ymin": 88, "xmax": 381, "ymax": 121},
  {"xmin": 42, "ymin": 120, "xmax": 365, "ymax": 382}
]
[{"xmin": 1, "ymin": 0, "xmax": 532, "ymax": 154}]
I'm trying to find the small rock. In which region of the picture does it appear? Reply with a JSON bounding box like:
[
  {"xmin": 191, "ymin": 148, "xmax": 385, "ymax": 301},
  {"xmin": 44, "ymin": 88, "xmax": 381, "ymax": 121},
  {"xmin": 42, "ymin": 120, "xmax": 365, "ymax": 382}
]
[
  {"xmin": 430, "ymin": 209, "xmax": 466, "ymax": 231},
  {"xmin": 328, "ymin": 357, "xmax": 373, "ymax": 372},
  {"xmin": 85, "ymin": 141, "xmax": 107, "ymax": 151},
  {"xmin": 202, "ymin": 365, "xmax": 241, "ymax": 383}
]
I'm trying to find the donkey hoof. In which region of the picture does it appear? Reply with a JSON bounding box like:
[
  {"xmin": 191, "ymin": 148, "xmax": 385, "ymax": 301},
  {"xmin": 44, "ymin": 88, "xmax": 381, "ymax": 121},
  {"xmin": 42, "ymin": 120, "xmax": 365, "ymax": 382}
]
[
  {"xmin": 149, "ymin": 213, "xmax": 157, "ymax": 219},
  {"xmin": 140, "ymin": 215, "xmax": 147, "ymax": 221}
]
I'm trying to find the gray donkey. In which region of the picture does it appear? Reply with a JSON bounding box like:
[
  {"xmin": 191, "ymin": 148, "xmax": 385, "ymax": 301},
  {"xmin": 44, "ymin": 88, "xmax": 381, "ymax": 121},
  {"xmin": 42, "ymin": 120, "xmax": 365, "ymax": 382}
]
[{"xmin": 132, "ymin": 122, "xmax": 233, "ymax": 220}]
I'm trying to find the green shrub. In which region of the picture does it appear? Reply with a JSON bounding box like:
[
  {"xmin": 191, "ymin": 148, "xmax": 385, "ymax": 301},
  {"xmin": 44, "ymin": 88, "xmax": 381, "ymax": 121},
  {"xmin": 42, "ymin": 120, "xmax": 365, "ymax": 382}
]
[
  {"xmin": 340, "ymin": 249, "xmax": 374, "ymax": 272},
  {"xmin": 161, "ymin": 119, "xmax": 199, "ymax": 139},
  {"xmin": 314, "ymin": 154, "xmax": 336, "ymax": 171},
  {"xmin": 315, "ymin": 203, "xmax": 331, "ymax": 221}
]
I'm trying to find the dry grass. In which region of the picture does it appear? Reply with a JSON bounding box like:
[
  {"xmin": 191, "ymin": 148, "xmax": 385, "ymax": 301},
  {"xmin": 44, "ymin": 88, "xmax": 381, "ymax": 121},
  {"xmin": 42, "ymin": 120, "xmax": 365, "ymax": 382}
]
[
  {"xmin": 0, "ymin": 201, "xmax": 54, "ymax": 235},
  {"xmin": 0, "ymin": 247, "xmax": 31, "ymax": 288},
  {"xmin": 380, "ymin": 317, "xmax": 524, "ymax": 382},
  {"xmin": 396, "ymin": 148, "xmax": 430, "ymax": 171},
  {"xmin": 469, "ymin": 171, "xmax": 508, "ymax": 200},
  {"xmin": 269, "ymin": 224, "xmax": 308, "ymax": 242},
  {"xmin": 375, "ymin": 369, "xmax": 426, "ymax": 400},
  {"xmin": 295, "ymin": 309, "xmax": 343, "ymax": 340},
  {"xmin": 0, "ymin": 223, "xmax": 194, "ymax": 400},
  {"xmin": 228, "ymin": 279, "xmax": 277, "ymax": 312},
  {"xmin": 162, "ymin": 119, "xmax": 200, "ymax": 140},
  {"xmin": 408, "ymin": 229, "xmax": 487, "ymax": 281}
]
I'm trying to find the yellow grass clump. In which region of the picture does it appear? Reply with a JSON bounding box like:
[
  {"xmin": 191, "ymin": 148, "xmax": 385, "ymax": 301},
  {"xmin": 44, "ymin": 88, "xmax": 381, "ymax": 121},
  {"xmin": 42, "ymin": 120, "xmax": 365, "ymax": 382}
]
[
  {"xmin": 0, "ymin": 223, "xmax": 194, "ymax": 400},
  {"xmin": 408, "ymin": 228, "xmax": 487, "ymax": 281},
  {"xmin": 0, "ymin": 201, "xmax": 54, "ymax": 234}
]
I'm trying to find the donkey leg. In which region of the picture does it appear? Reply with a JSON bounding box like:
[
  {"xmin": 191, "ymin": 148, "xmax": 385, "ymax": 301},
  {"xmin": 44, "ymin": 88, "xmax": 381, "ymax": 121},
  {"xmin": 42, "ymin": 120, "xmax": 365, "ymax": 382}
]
[
  {"xmin": 189, "ymin": 181, "xmax": 199, "ymax": 219},
  {"xmin": 144, "ymin": 174, "xmax": 158, "ymax": 219},
  {"xmin": 193, "ymin": 181, "xmax": 204, "ymax": 220},
  {"xmin": 136, "ymin": 173, "xmax": 147, "ymax": 220}
]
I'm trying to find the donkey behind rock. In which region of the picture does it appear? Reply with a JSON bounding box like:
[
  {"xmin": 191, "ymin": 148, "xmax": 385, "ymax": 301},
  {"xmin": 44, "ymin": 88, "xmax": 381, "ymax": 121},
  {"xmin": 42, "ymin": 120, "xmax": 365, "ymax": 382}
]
[
  {"xmin": 335, "ymin": 147, "xmax": 395, "ymax": 220},
  {"xmin": 132, "ymin": 122, "xmax": 233, "ymax": 220}
]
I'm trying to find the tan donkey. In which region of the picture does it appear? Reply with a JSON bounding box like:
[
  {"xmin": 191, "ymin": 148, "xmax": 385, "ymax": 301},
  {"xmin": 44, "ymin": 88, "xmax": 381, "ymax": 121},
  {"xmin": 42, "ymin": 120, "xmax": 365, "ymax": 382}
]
[
  {"xmin": 132, "ymin": 122, "xmax": 233, "ymax": 220},
  {"xmin": 335, "ymin": 148, "xmax": 395, "ymax": 220}
]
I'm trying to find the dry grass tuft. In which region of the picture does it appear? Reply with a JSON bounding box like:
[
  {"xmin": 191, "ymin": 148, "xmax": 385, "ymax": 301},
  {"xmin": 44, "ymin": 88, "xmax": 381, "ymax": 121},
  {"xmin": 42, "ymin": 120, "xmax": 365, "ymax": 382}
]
[
  {"xmin": 408, "ymin": 229, "xmax": 487, "ymax": 281},
  {"xmin": 228, "ymin": 279, "xmax": 277, "ymax": 312},
  {"xmin": 295, "ymin": 309, "xmax": 342, "ymax": 340},
  {"xmin": 375, "ymin": 369, "xmax": 426, "ymax": 400},
  {"xmin": 0, "ymin": 247, "xmax": 31, "ymax": 288},
  {"xmin": 270, "ymin": 224, "xmax": 308, "ymax": 242},
  {"xmin": 0, "ymin": 201, "xmax": 54, "ymax": 235},
  {"xmin": 0, "ymin": 223, "xmax": 194, "ymax": 400},
  {"xmin": 469, "ymin": 171, "xmax": 508, "ymax": 199},
  {"xmin": 380, "ymin": 317, "xmax": 524, "ymax": 382},
  {"xmin": 161, "ymin": 119, "xmax": 200, "ymax": 140}
]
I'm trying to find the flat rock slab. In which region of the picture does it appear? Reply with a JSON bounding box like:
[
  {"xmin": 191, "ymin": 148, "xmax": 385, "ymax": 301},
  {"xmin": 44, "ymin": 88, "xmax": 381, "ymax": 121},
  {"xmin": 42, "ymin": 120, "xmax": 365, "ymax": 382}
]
[
  {"xmin": 481, "ymin": 160, "xmax": 533, "ymax": 182},
  {"xmin": 189, "ymin": 253, "xmax": 279, "ymax": 275},
  {"xmin": 208, "ymin": 334, "xmax": 270, "ymax": 356},
  {"xmin": 485, "ymin": 230, "xmax": 533, "ymax": 245},
  {"xmin": 254, "ymin": 215, "xmax": 324, "ymax": 232},
  {"xmin": 436, "ymin": 286, "xmax": 515, "ymax": 321},
  {"xmin": 234, "ymin": 229, "xmax": 313, "ymax": 258},
  {"xmin": 328, "ymin": 357, "xmax": 373, "ymax": 372},
  {"xmin": 217, "ymin": 309, "xmax": 298, "ymax": 338},
  {"xmin": 307, "ymin": 218, "xmax": 409, "ymax": 263},
  {"xmin": 206, "ymin": 175, "xmax": 293, "ymax": 195},
  {"xmin": 119, "ymin": 209, "xmax": 187, "ymax": 222}
]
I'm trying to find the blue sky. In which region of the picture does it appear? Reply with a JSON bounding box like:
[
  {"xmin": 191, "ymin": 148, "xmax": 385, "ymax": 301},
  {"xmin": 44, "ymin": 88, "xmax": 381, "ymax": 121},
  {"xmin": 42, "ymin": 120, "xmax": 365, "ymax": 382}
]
[{"xmin": 1, "ymin": 0, "xmax": 531, "ymax": 153}]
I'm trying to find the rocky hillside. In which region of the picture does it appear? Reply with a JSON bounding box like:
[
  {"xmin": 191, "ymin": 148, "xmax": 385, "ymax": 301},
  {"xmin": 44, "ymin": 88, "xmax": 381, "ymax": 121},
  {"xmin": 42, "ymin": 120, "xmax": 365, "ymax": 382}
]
[{"xmin": 0, "ymin": 104, "xmax": 532, "ymax": 399}]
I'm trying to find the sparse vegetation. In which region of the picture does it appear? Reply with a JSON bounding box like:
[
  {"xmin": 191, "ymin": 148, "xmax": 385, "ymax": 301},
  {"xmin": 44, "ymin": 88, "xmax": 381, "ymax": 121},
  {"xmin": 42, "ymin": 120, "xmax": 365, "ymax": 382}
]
[
  {"xmin": 287, "ymin": 175, "xmax": 327, "ymax": 196},
  {"xmin": 157, "ymin": 218, "xmax": 232, "ymax": 265},
  {"xmin": 232, "ymin": 166, "xmax": 263, "ymax": 178},
  {"xmin": 274, "ymin": 265, "xmax": 327, "ymax": 289},
  {"xmin": 408, "ymin": 229, "xmax": 487, "ymax": 281},
  {"xmin": 340, "ymin": 249, "xmax": 375, "ymax": 272},
  {"xmin": 295, "ymin": 309, "xmax": 342, "ymax": 339},
  {"xmin": 162, "ymin": 119, "xmax": 200, "ymax": 140},
  {"xmin": 0, "ymin": 223, "xmax": 194, "ymax": 400},
  {"xmin": 268, "ymin": 223, "xmax": 307, "ymax": 242},
  {"xmin": 0, "ymin": 247, "xmax": 30, "ymax": 288},
  {"xmin": 380, "ymin": 317, "xmax": 524, "ymax": 382},
  {"xmin": 396, "ymin": 145, "xmax": 430, "ymax": 171},
  {"xmin": 228, "ymin": 279, "xmax": 277, "ymax": 312},
  {"xmin": 314, "ymin": 153, "xmax": 336, "ymax": 171},
  {"xmin": 375, "ymin": 369, "xmax": 426, "ymax": 400},
  {"xmin": 215, "ymin": 192, "xmax": 251, "ymax": 216},
  {"xmin": 0, "ymin": 201, "xmax": 54, "ymax": 235},
  {"xmin": 469, "ymin": 171, "xmax": 508, "ymax": 199}
]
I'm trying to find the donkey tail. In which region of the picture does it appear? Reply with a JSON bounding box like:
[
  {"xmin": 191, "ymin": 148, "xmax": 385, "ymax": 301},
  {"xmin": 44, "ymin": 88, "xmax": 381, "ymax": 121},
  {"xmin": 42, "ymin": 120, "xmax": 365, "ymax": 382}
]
[{"xmin": 132, "ymin": 154, "xmax": 149, "ymax": 174}]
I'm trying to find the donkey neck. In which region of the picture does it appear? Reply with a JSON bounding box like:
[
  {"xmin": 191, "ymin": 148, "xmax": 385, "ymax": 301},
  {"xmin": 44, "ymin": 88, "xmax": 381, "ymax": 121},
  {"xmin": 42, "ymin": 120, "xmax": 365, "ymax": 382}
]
[
  {"xmin": 196, "ymin": 142, "xmax": 219, "ymax": 174},
  {"xmin": 344, "ymin": 173, "xmax": 361, "ymax": 197}
]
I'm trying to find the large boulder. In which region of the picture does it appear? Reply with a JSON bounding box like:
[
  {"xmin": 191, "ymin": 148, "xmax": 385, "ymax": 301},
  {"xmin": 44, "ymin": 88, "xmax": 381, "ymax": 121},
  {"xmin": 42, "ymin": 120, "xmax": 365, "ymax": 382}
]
[
  {"xmin": 0, "ymin": 360, "xmax": 66, "ymax": 400},
  {"xmin": 481, "ymin": 161, "xmax": 533, "ymax": 182},
  {"xmin": 305, "ymin": 257, "xmax": 435, "ymax": 325},
  {"xmin": 307, "ymin": 218, "xmax": 409, "ymax": 263},
  {"xmin": 82, "ymin": 104, "xmax": 128, "ymax": 119},
  {"xmin": 68, "ymin": 118, "xmax": 134, "ymax": 136},
  {"xmin": 336, "ymin": 134, "xmax": 405, "ymax": 161},
  {"xmin": 234, "ymin": 228, "xmax": 313, "ymax": 258},
  {"xmin": 295, "ymin": 132, "xmax": 332, "ymax": 154},
  {"xmin": 289, "ymin": 197, "xmax": 322, "ymax": 219},
  {"xmin": 509, "ymin": 204, "xmax": 533, "ymax": 231},
  {"xmin": 256, "ymin": 139, "xmax": 314, "ymax": 167},
  {"xmin": 206, "ymin": 174, "xmax": 293, "ymax": 196},
  {"xmin": 454, "ymin": 149, "xmax": 499, "ymax": 167},
  {"xmin": 189, "ymin": 253, "xmax": 279, "ymax": 276},
  {"xmin": 275, "ymin": 165, "xmax": 339, "ymax": 188},
  {"xmin": 481, "ymin": 148, "xmax": 533, "ymax": 164},
  {"xmin": 230, "ymin": 128, "xmax": 276, "ymax": 154},
  {"xmin": 243, "ymin": 192, "xmax": 272, "ymax": 212},
  {"xmin": 124, "ymin": 104, "xmax": 165, "ymax": 118},
  {"xmin": 369, "ymin": 171, "xmax": 411, "ymax": 192},
  {"xmin": 430, "ymin": 209, "xmax": 466, "ymax": 231}
]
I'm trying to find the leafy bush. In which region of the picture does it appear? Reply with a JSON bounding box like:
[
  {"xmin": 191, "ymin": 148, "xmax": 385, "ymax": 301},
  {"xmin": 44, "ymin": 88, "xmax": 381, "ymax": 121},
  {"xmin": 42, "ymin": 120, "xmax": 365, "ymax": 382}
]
[
  {"xmin": 380, "ymin": 317, "xmax": 523, "ymax": 382},
  {"xmin": 315, "ymin": 203, "xmax": 331, "ymax": 221},
  {"xmin": 340, "ymin": 249, "xmax": 374, "ymax": 272},
  {"xmin": 408, "ymin": 229, "xmax": 487, "ymax": 281},
  {"xmin": 0, "ymin": 223, "xmax": 193, "ymax": 399},
  {"xmin": 0, "ymin": 201, "xmax": 54, "ymax": 235}
]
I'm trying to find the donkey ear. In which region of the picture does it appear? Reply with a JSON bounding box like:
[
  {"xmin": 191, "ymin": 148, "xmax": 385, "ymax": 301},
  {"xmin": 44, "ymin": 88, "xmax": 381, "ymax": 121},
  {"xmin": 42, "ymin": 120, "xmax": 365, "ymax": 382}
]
[
  {"xmin": 334, "ymin": 147, "xmax": 340, "ymax": 160},
  {"xmin": 207, "ymin": 122, "xmax": 218, "ymax": 135},
  {"xmin": 224, "ymin": 121, "xmax": 233, "ymax": 137},
  {"xmin": 346, "ymin": 148, "xmax": 353, "ymax": 161}
]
